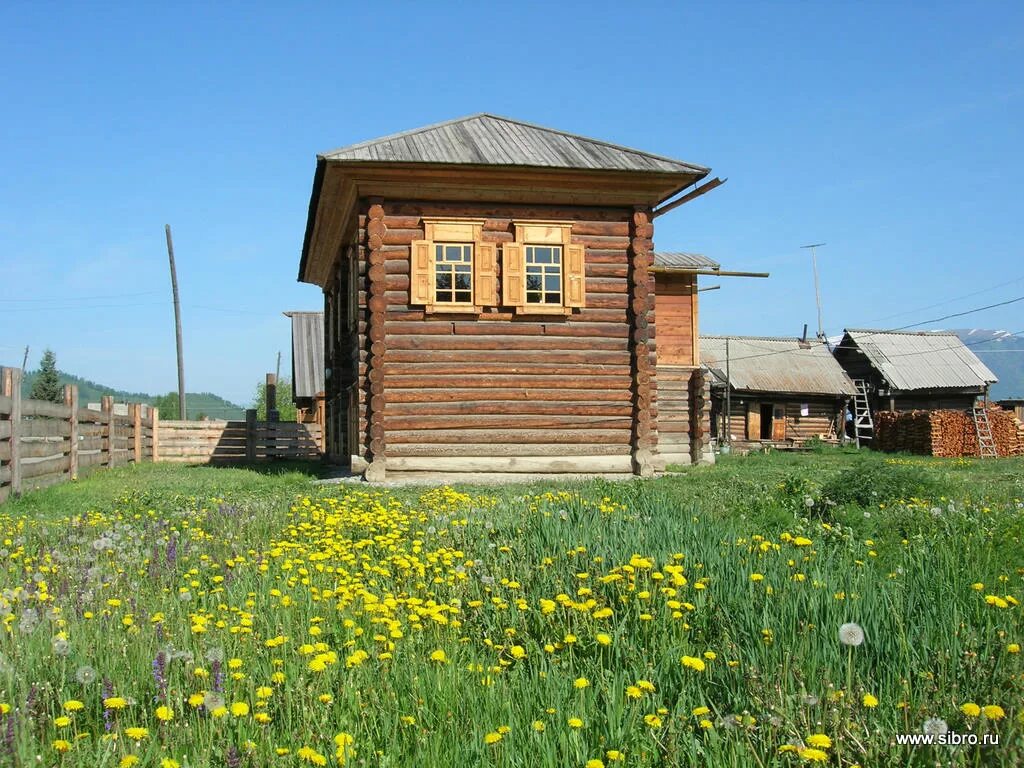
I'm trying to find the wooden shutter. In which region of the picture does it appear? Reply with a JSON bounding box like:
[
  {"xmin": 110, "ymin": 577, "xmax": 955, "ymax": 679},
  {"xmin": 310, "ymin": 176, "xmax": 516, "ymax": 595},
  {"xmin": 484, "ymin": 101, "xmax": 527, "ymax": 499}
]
[
  {"xmin": 502, "ymin": 243, "xmax": 525, "ymax": 307},
  {"xmin": 565, "ymin": 243, "xmax": 586, "ymax": 307},
  {"xmin": 474, "ymin": 242, "xmax": 498, "ymax": 306},
  {"xmin": 410, "ymin": 240, "xmax": 433, "ymax": 305}
]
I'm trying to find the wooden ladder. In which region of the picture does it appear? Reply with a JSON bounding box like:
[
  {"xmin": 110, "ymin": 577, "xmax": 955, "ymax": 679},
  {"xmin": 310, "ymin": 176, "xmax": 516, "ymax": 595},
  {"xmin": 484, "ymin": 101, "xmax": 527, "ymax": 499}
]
[
  {"xmin": 852, "ymin": 379, "xmax": 874, "ymax": 447},
  {"xmin": 972, "ymin": 406, "xmax": 998, "ymax": 458}
]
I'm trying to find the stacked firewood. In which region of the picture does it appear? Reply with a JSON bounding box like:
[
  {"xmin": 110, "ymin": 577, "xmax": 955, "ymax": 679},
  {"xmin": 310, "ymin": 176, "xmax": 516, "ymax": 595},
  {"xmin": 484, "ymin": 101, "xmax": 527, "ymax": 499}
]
[{"xmin": 873, "ymin": 406, "xmax": 1022, "ymax": 457}]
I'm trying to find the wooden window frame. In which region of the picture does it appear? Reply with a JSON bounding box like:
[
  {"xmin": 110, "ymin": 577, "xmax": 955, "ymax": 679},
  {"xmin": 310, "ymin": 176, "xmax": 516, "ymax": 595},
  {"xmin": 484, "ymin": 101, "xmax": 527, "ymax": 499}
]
[
  {"xmin": 505, "ymin": 221, "xmax": 585, "ymax": 314},
  {"xmin": 433, "ymin": 242, "xmax": 475, "ymax": 307},
  {"xmin": 411, "ymin": 219, "xmax": 496, "ymax": 314}
]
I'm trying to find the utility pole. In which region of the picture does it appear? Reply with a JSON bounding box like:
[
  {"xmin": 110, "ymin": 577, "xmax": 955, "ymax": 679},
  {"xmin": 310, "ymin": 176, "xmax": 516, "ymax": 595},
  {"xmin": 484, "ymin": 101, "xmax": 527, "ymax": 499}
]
[
  {"xmin": 165, "ymin": 224, "xmax": 187, "ymax": 420},
  {"xmin": 724, "ymin": 337, "xmax": 732, "ymax": 449},
  {"xmin": 276, "ymin": 350, "xmax": 281, "ymax": 382},
  {"xmin": 801, "ymin": 243, "xmax": 827, "ymax": 343},
  {"xmin": 21, "ymin": 346, "xmax": 29, "ymax": 371}
]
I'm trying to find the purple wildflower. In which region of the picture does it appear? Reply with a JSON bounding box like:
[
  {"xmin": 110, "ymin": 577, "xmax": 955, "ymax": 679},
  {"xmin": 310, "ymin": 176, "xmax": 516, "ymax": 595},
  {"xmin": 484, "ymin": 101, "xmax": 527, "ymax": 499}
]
[
  {"xmin": 166, "ymin": 537, "xmax": 178, "ymax": 567},
  {"xmin": 212, "ymin": 659, "xmax": 224, "ymax": 693},
  {"xmin": 226, "ymin": 745, "xmax": 241, "ymax": 768},
  {"xmin": 102, "ymin": 678, "xmax": 115, "ymax": 732},
  {"xmin": 152, "ymin": 651, "xmax": 167, "ymax": 701},
  {"xmin": 3, "ymin": 709, "xmax": 15, "ymax": 755}
]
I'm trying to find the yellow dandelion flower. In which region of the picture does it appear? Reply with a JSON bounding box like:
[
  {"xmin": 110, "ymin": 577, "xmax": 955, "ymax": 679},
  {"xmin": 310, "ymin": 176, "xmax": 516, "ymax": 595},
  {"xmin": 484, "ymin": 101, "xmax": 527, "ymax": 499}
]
[
  {"xmin": 63, "ymin": 700, "xmax": 85, "ymax": 712},
  {"xmin": 120, "ymin": 756, "xmax": 139, "ymax": 768},
  {"xmin": 1008, "ymin": 643, "xmax": 1020, "ymax": 654},
  {"xmin": 805, "ymin": 734, "xmax": 831, "ymax": 749},
  {"xmin": 574, "ymin": 677, "xmax": 590, "ymax": 689},
  {"xmin": 681, "ymin": 655, "xmax": 706, "ymax": 672},
  {"xmin": 155, "ymin": 705, "xmax": 174, "ymax": 722},
  {"xmin": 595, "ymin": 633, "xmax": 612, "ymax": 646},
  {"xmin": 862, "ymin": 693, "xmax": 878, "ymax": 708},
  {"xmin": 586, "ymin": 760, "xmax": 605, "ymax": 768},
  {"xmin": 161, "ymin": 760, "xmax": 181, "ymax": 768},
  {"xmin": 606, "ymin": 750, "xmax": 624, "ymax": 761},
  {"xmin": 798, "ymin": 748, "xmax": 828, "ymax": 762},
  {"xmin": 124, "ymin": 727, "xmax": 148, "ymax": 740},
  {"xmin": 961, "ymin": 703, "xmax": 981, "ymax": 717},
  {"xmin": 692, "ymin": 706, "xmax": 710, "ymax": 716},
  {"xmin": 568, "ymin": 717, "xmax": 584, "ymax": 729},
  {"xmin": 54, "ymin": 716, "xmax": 71, "ymax": 727},
  {"xmin": 699, "ymin": 719, "xmax": 714, "ymax": 729},
  {"xmin": 483, "ymin": 732, "xmax": 503, "ymax": 745},
  {"xmin": 983, "ymin": 705, "xmax": 1005, "ymax": 720},
  {"xmin": 52, "ymin": 739, "xmax": 72, "ymax": 753},
  {"xmin": 643, "ymin": 714, "xmax": 663, "ymax": 729},
  {"xmin": 104, "ymin": 697, "xmax": 128, "ymax": 710},
  {"xmin": 230, "ymin": 702, "xmax": 249, "ymax": 717},
  {"xmin": 532, "ymin": 720, "xmax": 546, "ymax": 732},
  {"xmin": 429, "ymin": 649, "xmax": 448, "ymax": 663}
]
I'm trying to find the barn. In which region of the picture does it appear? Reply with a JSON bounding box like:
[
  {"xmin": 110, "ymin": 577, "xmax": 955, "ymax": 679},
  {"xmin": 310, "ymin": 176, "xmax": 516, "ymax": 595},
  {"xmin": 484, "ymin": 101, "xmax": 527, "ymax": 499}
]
[
  {"xmin": 701, "ymin": 336, "xmax": 855, "ymax": 446},
  {"xmin": 297, "ymin": 113, "xmax": 724, "ymax": 479},
  {"xmin": 833, "ymin": 329, "xmax": 998, "ymax": 412}
]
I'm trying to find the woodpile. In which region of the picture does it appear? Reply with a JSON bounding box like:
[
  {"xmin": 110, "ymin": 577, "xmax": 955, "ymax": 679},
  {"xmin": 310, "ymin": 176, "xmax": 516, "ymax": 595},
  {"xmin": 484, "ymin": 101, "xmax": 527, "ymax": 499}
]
[{"xmin": 873, "ymin": 406, "xmax": 1023, "ymax": 457}]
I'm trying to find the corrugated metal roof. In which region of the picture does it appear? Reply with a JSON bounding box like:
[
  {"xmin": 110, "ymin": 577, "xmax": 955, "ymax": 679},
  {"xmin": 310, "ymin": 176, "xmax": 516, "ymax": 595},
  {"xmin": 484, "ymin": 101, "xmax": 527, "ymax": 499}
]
[
  {"xmin": 842, "ymin": 329, "xmax": 998, "ymax": 392},
  {"xmin": 285, "ymin": 311, "xmax": 324, "ymax": 399},
  {"xmin": 320, "ymin": 114, "xmax": 708, "ymax": 174},
  {"xmin": 701, "ymin": 336, "xmax": 856, "ymax": 396},
  {"xmin": 653, "ymin": 252, "xmax": 721, "ymax": 270}
]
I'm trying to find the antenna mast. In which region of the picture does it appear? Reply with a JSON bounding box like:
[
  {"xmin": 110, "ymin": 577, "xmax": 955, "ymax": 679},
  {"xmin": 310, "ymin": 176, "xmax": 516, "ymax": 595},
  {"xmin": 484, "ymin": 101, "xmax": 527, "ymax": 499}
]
[{"xmin": 801, "ymin": 243, "xmax": 827, "ymax": 343}]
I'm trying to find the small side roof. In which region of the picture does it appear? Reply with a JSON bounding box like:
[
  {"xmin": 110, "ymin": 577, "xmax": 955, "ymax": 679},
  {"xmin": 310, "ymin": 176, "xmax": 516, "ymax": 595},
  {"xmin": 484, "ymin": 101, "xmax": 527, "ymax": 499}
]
[
  {"xmin": 283, "ymin": 311, "xmax": 324, "ymax": 399},
  {"xmin": 653, "ymin": 252, "xmax": 721, "ymax": 270},
  {"xmin": 701, "ymin": 336, "xmax": 856, "ymax": 396},
  {"xmin": 840, "ymin": 329, "xmax": 997, "ymax": 392}
]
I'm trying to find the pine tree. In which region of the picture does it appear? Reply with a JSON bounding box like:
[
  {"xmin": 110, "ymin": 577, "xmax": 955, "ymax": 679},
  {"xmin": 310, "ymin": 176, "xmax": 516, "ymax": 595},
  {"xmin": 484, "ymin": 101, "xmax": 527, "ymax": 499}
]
[{"xmin": 29, "ymin": 349, "xmax": 63, "ymax": 403}]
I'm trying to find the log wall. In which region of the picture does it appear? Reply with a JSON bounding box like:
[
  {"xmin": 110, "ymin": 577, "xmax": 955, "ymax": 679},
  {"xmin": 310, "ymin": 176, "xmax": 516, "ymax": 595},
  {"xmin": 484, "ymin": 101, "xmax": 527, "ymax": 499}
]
[
  {"xmin": 332, "ymin": 200, "xmax": 666, "ymax": 475},
  {"xmin": 712, "ymin": 393, "xmax": 843, "ymax": 444}
]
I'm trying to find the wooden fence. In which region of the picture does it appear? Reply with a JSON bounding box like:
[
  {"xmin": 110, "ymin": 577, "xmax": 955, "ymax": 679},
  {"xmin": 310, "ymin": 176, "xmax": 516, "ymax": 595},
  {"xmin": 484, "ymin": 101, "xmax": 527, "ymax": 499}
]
[
  {"xmin": 0, "ymin": 367, "xmax": 156, "ymax": 502},
  {"xmin": 157, "ymin": 413, "xmax": 323, "ymax": 464}
]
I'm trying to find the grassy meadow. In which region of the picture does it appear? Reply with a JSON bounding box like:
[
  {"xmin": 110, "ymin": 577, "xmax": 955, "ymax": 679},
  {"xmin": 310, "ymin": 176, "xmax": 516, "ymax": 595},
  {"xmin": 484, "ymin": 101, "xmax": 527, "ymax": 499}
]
[{"xmin": 0, "ymin": 450, "xmax": 1022, "ymax": 766}]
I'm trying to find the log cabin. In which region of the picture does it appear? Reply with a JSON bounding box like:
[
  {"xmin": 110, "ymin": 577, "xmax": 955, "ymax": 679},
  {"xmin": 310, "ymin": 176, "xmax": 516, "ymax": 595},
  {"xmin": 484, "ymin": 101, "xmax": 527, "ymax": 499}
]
[
  {"xmin": 701, "ymin": 336, "xmax": 855, "ymax": 446},
  {"xmin": 297, "ymin": 114, "xmax": 722, "ymax": 480},
  {"xmin": 833, "ymin": 329, "xmax": 997, "ymax": 412}
]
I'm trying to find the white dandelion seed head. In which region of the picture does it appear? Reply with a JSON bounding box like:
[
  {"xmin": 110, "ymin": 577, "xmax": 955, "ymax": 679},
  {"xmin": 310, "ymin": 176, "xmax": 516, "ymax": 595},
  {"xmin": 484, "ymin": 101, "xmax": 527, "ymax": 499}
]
[
  {"xmin": 203, "ymin": 692, "xmax": 225, "ymax": 711},
  {"xmin": 51, "ymin": 637, "xmax": 70, "ymax": 656},
  {"xmin": 804, "ymin": 497, "xmax": 815, "ymax": 508},
  {"xmin": 922, "ymin": 718, "xmax": 949, "ymax": 736},
  {"xmin": 204, "ymin": 646, "xmax": 225, "ymax": 663},
  {"xmin": 802, "ymin": 694, "xmax": 819, "ymax": 707},
  {"xmin": 839, "ymin": 622, "xmax": 865, "ymax": 647},
  {"xmin": 75, "ymin": 665, "xmax": 97, "ymax": 684}
]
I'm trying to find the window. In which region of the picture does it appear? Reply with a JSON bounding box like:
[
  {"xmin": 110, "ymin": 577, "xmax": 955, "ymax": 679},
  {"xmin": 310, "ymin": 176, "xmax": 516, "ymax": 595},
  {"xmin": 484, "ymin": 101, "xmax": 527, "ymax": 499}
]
[
  {"xmin": 410, "ymin": 220, "xmax": 496, "ymax": 312},
  {"xmin": 525, "ymin": 245, "xmax": 562, "ymax": 304},
  {"xmin": 434, "ymin": 243, "xmax": 473, "ymax": 304},
  {"xmin": 503, "ymin": 222, "xmax": 585, "ymax": 312}
]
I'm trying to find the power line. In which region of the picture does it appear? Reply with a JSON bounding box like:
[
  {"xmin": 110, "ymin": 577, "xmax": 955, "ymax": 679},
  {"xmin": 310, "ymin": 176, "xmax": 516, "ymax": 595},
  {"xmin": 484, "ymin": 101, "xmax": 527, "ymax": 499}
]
[{"xmin": 867, "ymin": 274, "xmax": 1024, "ymax": 323}]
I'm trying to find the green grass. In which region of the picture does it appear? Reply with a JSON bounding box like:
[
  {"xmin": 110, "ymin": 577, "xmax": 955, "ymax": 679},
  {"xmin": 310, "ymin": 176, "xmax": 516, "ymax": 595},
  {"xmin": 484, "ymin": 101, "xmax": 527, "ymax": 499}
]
[{"xmin": 0, "ymin": 449, "xmax": 1022, "ymax": 767}]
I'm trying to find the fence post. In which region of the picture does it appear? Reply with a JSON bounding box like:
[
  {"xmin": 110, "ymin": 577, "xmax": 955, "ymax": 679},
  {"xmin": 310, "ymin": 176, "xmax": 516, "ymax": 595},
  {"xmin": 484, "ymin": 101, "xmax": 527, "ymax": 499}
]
[
  {"xmin": 2, "ymin": 369, "xmax": 21, "ymax": 496},
  {"xmin": 65, "ymin": 384, "xmax": 79, "ymax": 480},
  {"xmin": 151, "ymin": 407, "xmax": 160, "ymax": 462},
  {"xmin": 131, "ymin": 403, "xmax": 142, "ymax": 463},
  {"xmin": 245, "ymin": 409, "xmax": 257, "ymax": 462},
  {"xmin": 102, "ymin": 395, "xmax": 113, "ymax": 467}
]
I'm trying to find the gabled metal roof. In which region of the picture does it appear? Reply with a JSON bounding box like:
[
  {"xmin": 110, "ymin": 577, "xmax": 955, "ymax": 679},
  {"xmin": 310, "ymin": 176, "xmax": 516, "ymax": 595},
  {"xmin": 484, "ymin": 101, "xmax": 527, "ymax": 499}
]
[
  {"xmin": 701, "ymin": 336, "xmax": 856, "ymax": 396},
  {"xmin": 284, "ymin": 311, "xmax": 324, "ymax": 399},
  {"xmin": 653, "ymin": 252, "xmax": 720, "ymax": 270},
  {"xmin": 320, "ymin": 113, "xmax": 709, "ymax": 174},
  {"xmin": 841, "ymin": 329, "xmax": 998, "ymax": 392}
]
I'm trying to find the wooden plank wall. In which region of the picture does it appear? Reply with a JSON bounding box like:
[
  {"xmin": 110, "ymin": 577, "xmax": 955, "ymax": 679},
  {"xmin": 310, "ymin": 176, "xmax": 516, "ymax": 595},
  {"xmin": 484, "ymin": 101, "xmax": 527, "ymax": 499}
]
[
  {"xmin": 655, "ymin": 366, "xmax": 712, "ymax": 465},
  {"xmin": 654, "ymin": 277, "xmax": 696, "ymax": 366},
  {"xmin": 0, "ymin": 368, "xmax": 155, "ymax": 502},
  {"xmin": 157, "ymin": 418, "xmax": 323, "ymax": 463},
  {"xmin": 347, "ymin": 201, "xmax": 647, "ymax": 475}
]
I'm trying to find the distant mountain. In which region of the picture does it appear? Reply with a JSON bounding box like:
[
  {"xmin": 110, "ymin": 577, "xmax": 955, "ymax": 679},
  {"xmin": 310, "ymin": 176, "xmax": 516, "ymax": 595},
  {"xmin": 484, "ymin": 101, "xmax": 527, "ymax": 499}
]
[
  {"xmin": 953, "ymin": 329, "xmax": 1024, "ymax": 400},
  {"xmin": 20, "ymin": 370, "xmax": 246, "ymax": 419}
]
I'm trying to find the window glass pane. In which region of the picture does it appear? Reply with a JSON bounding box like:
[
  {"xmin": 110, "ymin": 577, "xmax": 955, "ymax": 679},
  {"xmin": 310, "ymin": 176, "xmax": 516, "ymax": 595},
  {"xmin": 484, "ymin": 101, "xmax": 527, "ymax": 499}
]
[
  {"xmin": 526, "ymin": 293, "xmax": 541, "ymax": 303},
  {"xmin": 551, "ymin": 247, "xmax": 562, "ymax": 264},
  {"xmin": 544, "ymin": 275, "xmax": 560, "ymax": 291},
  {"xmin": 436, "ymin": 272, "xmax": 452, "ymax": 289},
  {"xmin": 455, "ymin": 291, "xmax": 471, "ymax": 303},
  {"xmin": 445, "ymin": 245, "xmax": 464, "ymax": 262},
  {"xmin": 435, "ymin": 244, "xmax": 444, "ymax": 259},
  {"xmin": 545, "ymin": 292, "xmax": 560, "ymax": 303},
  {"xmin": 526, "ymin": 275, "xmax": 542, "ymax": 291},
  {"xmin": 454, "ymin": 273, "xmax": 471, "ymax": 290}
]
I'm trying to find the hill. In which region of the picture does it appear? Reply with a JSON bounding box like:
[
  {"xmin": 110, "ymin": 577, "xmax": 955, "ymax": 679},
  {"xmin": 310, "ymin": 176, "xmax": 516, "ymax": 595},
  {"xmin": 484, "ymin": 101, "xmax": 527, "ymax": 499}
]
[
  {"xmin": 20, "ymin": 370, "xmax": 247, "ymax": 419},
  {"xmin": 953, "ymin": 329, "xmax": 1024, "ymax": 399}
]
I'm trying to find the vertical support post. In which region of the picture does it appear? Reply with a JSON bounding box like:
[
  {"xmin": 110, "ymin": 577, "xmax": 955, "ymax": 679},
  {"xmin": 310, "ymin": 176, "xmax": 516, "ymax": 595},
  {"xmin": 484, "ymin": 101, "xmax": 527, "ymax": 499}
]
[
  {"xmin": 316, "ymin": 394, "xmax": 326, "ymax": 453},
  {"xmin": 131, "ymin": 403, "xmax": 142, "ymax": 463},
  {"xmin": 101, "ymin": 395, "xmax": 113, "ymax": 467},
  {"xmin": 725, "ymin": 337, "xmax": 732, "ymax": 447},
  {"xmin": 628, "ymin": 207, "xmax": 656, "ymax": 477},
  {"xmin": 245, "ymin": 409, "xmax": 257, "ymax": 462},
  {"xmin": 65, "ymin": 384, "xmax": 79, "ymax": 479},
  {"xmin": 266, "ymin": 373, "xmax": 279, "ymax": 422},
  {"xmin": 364, "ymin": 199, "xmax": 388, "ymax": 482},
  {"xmin": 151, "ymin": 407, "xmax": 160, "ymax": 462},
  {"xmin": 3, "ymin": 368, "xmax": 22, "ymax": 496}
]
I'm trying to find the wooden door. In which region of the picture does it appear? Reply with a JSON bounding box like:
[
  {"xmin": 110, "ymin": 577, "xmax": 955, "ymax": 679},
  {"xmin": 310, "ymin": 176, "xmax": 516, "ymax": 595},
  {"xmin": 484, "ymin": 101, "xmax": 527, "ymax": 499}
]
[
  {"xmin": 746, "ymin": 402, "xmax": 761, "ymax": 440},
  {"xmin": 772, "ymin": 405, "xmax": 787, "ymax": 441}
]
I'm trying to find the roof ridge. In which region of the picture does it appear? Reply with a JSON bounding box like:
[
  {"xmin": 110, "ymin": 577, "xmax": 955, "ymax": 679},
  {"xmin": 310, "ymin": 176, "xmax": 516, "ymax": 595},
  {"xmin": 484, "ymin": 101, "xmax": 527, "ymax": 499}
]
[
  {"xmin": 320, "ymin": 113, "xmax": 709, "ymax": 173},
  {"xmin": 702, "ymin": 334, "xmax": 806, "ymax": 342},
  {"xmin": 844, "ymin": 328, "xmax": 958, "ymax": 337}
]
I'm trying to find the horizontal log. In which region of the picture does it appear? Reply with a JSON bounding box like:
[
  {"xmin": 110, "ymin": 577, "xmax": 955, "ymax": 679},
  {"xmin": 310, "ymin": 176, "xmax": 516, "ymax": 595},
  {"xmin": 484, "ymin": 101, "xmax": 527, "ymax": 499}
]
[
  {"xmin": 0, "ymin": 465, "xmax": 10, "ymax": 483},
  {"xmin": 385, "ymin": 455, "xmax": 634, "ymax": 474},
  {"xmin": 78, "ymin": 451, "xmax": 106, "ymax": 468},
  {"xmin": 77, "ymin": 408, "xmax": 109, "ymax": 424},
  {"xmin": 382, "ymin": 363, "xmax": 631, "ymax": 377},
  {"xmin": 383, "ymin": 348, "xmax": 631, "ymax": 365},
  {"xmin": 387, "ymin": 335, "xmax": 627, "ymax": 352},
  {"xmin": 382, "ymin": 387, "xmax": 630, "ymax": 404},
  {"xmin": 22, "ymin": 400, "xmax": 71, "ymax": 419},
  {"xmin": 0, "ymin": 421, "xmax": 10, "ymax": 440},
  {"xmin": 21, "ymin": 455, "xmax": 71, "ymax": 479},
  {"xmin": 23, "ymin": 471, "xmax": 68, "ymax": 492},
  {"xmin": 0, "ymin": 443, "xmax": 8, "ymax": 462},
  {"xmin": 159, "ymin": 420, "xmax": 238, "ymax": 428},
  {"xmin": 385, "ymin": 202, "xmax": 630, "ymax": 222},
  {"xmin": 21, "ymin": 419, "xmax": 71, "ymax": 438},
  {"xmin": 385, "ymin": 414, "xmax": 634, "ymax": 431},
  {"xmin": 388, "ymin": 428, "xmax": 631, "ymax": 444},
  {"xmin": 18, "ymin": 441, "xmax": 67, "ymax": 460},
  {"xmin": 382, "ymin": 374, "xmax": 632, "ymax": 390},
  {"xmin": 0, "ymin": 395, "xmax": 10, "ymax": 416},
  {"xmin": 387, "ymin": 442, "xmax": 632, "ymax": 457}
]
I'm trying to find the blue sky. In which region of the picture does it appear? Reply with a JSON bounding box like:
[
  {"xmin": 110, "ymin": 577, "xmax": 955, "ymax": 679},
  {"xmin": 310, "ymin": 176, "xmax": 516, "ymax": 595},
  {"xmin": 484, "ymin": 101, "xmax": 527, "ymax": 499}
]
[{"xmin": 2, "ymin": 2, "xmax": 1022, "ymax": 406}]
